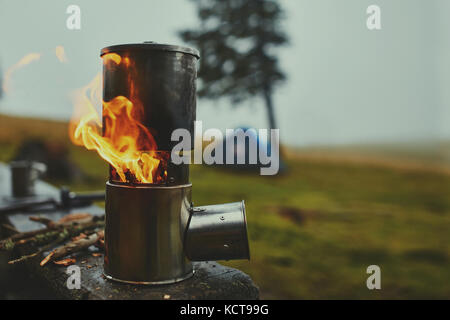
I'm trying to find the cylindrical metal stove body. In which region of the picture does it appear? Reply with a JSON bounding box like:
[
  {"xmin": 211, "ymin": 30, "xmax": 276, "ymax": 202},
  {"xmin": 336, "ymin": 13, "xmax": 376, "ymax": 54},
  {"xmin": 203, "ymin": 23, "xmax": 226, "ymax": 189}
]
[
  {"xmin": 104, "ymin": 182, "xmax": 193, "ymax": 284},
  {"xmin": 101, "ymin": 42, "xmax": 199, "ymax": 185}
]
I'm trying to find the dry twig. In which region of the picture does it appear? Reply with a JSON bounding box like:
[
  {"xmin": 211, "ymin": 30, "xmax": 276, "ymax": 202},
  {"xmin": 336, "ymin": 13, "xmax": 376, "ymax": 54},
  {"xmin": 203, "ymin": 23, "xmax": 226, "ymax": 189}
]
[
  {"xmin": 53, "ymin": 258, "xmax": 76, "ymax": 266},
  {"xmin": 0, "ymin": 214, "xmax": 104, "ymax": 251},
  {"xmin": 3, "ymin": 213, "xmax": 104, "ymax": 266},
  {"xmin": 1, "ymin": 224, "xmax": 19, "ymax": 235},
  {"xmin": 40, "ymin": 230, "xmax": 104, "ymax": 266}
]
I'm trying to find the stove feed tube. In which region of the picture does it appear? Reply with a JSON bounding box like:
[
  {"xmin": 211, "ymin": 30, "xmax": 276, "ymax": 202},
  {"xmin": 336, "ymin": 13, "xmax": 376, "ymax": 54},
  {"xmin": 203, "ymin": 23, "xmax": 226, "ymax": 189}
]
[{"xmin": 185, "ymin": 202, "xmax": 250, "ymax": 261}]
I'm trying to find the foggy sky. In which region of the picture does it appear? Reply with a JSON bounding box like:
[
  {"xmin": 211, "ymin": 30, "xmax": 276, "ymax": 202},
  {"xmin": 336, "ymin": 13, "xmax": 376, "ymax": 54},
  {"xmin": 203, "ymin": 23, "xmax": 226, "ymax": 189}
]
[{"xmin": 0, "ymin": 0, "xmax": 448, "ymax": 146}]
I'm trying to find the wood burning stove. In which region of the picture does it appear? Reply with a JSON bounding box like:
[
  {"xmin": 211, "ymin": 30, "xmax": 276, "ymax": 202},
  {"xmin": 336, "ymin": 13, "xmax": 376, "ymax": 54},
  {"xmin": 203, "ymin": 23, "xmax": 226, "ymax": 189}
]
[{"xmin": 100, "ymin": 42, "xmax": 249, "ymax": 284}]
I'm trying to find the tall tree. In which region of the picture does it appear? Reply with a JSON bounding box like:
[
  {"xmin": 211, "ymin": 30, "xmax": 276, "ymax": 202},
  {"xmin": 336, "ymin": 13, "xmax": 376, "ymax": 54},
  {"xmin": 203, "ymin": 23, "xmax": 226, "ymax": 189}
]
[{"xmin": 179, "ymin": 0, "xmax": 288, "ymax": 130}]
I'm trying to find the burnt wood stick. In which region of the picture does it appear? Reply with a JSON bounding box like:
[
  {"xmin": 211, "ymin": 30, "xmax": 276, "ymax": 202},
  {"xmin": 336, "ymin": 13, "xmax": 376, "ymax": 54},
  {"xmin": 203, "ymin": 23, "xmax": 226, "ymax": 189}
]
[
  {"xmin": 7, "ymin": 227, "xmax": 104, "ymax": 264},
  {"xmin": 0, "ymin": 216, "xmax": 104, "ymax": 250},
  {"xmin": 8, "ymin": 237, "xmax": 66, "ymax": 265},
  {"xmin": 1, "ymin": 224, "xmax": 19, "ymax": 234},
  {"xmin": 40, "ymin": 230, "xmax": 104, "ymax": 266},
  {"xmin": 28, "ymin": 216, "xmax": 54, "ymax": 227}
]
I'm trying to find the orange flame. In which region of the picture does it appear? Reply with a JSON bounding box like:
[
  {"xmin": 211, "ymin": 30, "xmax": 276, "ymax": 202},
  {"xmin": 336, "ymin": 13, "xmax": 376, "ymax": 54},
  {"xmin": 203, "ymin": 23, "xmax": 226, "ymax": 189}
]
[
  {"xmin": 103, "ymin": 53, "xmax": 121, "ymax": 65},
  {"xmin": 69, "ymin": 53, "xmax": 162, "ymax": 183},
  {"xmin": 55, "ymin": 46, "xmax": 68, "ymax": 63},
  {"xmin": 3, "ymin": 53, "xmax": 41, "ymax": 93}
]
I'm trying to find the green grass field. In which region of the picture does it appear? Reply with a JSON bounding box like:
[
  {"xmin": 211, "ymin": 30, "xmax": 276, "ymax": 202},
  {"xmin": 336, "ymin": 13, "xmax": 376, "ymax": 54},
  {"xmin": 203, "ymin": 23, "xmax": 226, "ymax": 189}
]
[{"xmin": 0, "ymin": 114, "xmax": 449, "ymax": 299}]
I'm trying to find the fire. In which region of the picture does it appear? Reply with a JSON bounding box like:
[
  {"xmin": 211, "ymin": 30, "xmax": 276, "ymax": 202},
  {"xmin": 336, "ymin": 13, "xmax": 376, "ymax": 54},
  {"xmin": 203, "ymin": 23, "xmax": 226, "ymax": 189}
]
[
  {"xmin": 69, "ymin": 53, "xmax": 163, "ymax": 184},
  {"xmin": 3, "ymin": 53, "xmax": 41, "ymax": 93},
  {"xmin": 103, "ymin": 53, "xmax": 121, "ymax": 65},
  {"xmin": 55, "ymin": 46, "xmax": 68, "ymax": 63}
]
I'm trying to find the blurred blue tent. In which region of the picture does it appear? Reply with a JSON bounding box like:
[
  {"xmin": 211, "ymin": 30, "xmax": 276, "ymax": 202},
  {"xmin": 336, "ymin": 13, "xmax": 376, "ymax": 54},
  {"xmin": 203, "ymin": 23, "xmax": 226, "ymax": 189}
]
[{"xmin": 208, "ymin": 127, "xmax": 285, "ymax": 174}]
